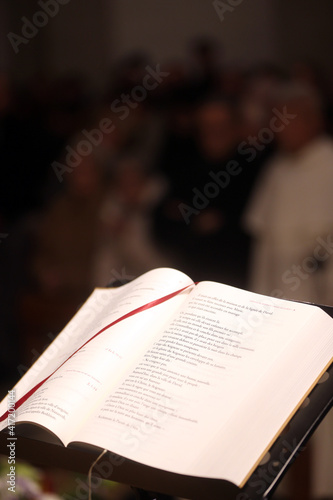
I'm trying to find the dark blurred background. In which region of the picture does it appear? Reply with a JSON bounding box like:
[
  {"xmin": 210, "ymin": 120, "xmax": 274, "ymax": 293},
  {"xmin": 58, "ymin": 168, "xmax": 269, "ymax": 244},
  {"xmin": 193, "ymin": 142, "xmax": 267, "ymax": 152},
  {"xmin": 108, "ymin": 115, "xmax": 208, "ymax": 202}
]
[{"xmin": 1, "ymin": 1, "xmax": 333, "ymax": 498}]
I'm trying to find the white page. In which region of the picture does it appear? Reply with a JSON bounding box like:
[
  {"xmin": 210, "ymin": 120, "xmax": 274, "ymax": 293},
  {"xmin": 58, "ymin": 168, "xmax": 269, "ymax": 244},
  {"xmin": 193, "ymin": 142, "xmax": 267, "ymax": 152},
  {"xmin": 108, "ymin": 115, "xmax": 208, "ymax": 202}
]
[
  {"xmin": 0, "ymin": 268, "xmax": 194, "ymax": 443},
  {"xmin": 73, "ymin": 281, "xmax": 333, "ymax": 485},
  {"xmin": 197, "ymin": 292, "xmax": 333, "ymax": 485}
]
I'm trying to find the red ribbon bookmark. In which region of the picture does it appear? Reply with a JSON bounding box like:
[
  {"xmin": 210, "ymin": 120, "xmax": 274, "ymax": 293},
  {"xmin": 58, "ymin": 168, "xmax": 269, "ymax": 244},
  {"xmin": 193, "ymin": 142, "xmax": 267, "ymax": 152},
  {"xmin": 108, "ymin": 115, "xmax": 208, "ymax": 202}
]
[{"xmin": 0, "ymin": 283, "xmax": 193, "ymax": 424}]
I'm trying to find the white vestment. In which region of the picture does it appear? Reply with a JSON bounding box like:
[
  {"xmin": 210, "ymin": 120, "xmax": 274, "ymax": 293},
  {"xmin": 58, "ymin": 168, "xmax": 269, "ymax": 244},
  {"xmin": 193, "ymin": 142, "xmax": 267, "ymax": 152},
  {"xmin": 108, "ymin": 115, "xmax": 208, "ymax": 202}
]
[{"xmin": 244, "ymin": 135, "xmax": 333, "ymax": 497}]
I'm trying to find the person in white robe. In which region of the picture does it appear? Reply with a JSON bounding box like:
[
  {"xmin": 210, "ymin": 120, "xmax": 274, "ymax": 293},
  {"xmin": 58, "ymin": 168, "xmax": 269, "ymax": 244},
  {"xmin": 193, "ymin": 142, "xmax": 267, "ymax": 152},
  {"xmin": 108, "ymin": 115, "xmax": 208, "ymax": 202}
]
[{"xmin": 244, "ymin": 82, "xmax": 333, "ymax": 498}]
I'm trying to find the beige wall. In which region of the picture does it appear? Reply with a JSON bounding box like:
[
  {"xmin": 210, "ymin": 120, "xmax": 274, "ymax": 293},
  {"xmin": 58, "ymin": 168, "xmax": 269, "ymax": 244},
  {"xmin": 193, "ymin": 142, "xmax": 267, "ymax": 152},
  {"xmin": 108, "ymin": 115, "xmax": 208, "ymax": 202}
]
[
  {"xmin": 45, "ymin": 0, "xmax": 110, "ymax": 87},
  {"xmin": 4, "ymin": 0, "xmax": 109, "ymax": 86},
  {"xmin": 108, "ymin": 0, "xmax": 277, "ymax": 66},
  {"xmin": 3, "ymin": 0, "xmax": 333, "ymax": 86},
  {"xmin": 274, "ymin": 0, "xmax": 333, "ymax": 70}
]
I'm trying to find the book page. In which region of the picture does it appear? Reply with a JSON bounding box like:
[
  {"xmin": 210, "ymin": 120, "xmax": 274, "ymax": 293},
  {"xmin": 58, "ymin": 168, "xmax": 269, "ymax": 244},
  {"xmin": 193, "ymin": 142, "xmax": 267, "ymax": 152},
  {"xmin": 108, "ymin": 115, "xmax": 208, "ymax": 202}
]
[
  {"xmin": 201, "ymin": 299, "xmax": 333, "ymax": 486},
  {"xmin": 73, "ymin": 281, "xmax": 333, "ymax": 485},
  {"xmin": 0, "ymin": 268, "xmax": 194, "ymax": 444}
]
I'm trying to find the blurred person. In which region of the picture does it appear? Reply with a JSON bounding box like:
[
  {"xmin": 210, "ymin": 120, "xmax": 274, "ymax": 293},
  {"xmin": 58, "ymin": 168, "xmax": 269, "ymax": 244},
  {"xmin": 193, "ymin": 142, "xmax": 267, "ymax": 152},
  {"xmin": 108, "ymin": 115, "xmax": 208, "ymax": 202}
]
[
  {"xmin": 93, "ymin": 155, "xmax": 169, "ymax": 285},
  {"xmin": 155, "ymin": 84, "xmax": 198, "ymax": 197},
  {"xmin": 117, "ymin": 101, "xmax": 165, "ymax": 173},
  {"xmin": 107, "ymin": 52, "xmax": 151, "ymax": 97},
  {"xmin": 31, "ymin": 155, "xmax": 109, "ymax": 298},
  {"xmin": 238, "ymin": 63, "xmax": 286, "ymax": 141},
  {"xmin": 105, "ymin": 53, "xmax": 168, "ymax": 173},
  {"xmin": 244, "ymin": 81, "xmax": 333, "ymax": 498},
  {"xmin": 154, "ymin": 95, "xmax": 258, "ymax": 286},
  {"xmin": 19, "ymin": 142, "xmax": 114, "ymax": 363},
  {"xmin": 14, "ymin": 99, "xmax": 166, "ymax": 382},
  {"xmin": 217, "ymin": 65, "xmax": 245, "ymax": 100},
  {"xmin": 291, "ymin": 59, "xmax": 328, "ymax": 96},
  {"xmin": 290, "ymin": 59, "xmax": 333, "ymax": 135},
  {"xmin": 187, "ymin": 37, "xmax": 222, "ymax": 100},
  {"xmin": 244, "ymin": 81, "xmax": 333, "ymax": 302}
]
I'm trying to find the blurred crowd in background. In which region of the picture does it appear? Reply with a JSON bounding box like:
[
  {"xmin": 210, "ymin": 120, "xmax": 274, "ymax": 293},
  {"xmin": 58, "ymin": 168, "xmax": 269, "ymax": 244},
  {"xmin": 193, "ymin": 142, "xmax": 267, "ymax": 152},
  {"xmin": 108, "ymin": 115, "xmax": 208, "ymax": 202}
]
[
  {"xmin": 2, "ymin": 38, "xmax": 333, "ymax": 386},
  {"xmin": 1, "ymin": 35, "xmax": 333, "ymax": 499}
]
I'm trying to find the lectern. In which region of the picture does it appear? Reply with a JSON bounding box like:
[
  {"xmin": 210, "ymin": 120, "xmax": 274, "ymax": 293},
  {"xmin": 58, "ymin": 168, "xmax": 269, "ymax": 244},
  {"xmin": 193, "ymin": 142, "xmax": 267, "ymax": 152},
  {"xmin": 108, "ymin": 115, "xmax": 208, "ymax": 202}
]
[{"xmin": 0, "ymin": 303, "xmax": 332, "ymax": 499}]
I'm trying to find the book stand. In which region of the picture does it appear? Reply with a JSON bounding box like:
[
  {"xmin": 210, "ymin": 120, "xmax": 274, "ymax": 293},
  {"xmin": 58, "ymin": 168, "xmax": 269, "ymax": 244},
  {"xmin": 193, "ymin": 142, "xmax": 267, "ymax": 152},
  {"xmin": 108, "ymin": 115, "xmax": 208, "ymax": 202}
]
[
  {"xmin": 115, "ymin": 294, "xmax": 333, "ymax": 499},
  {"xmin": 0, "ymin": 305, "xmax": 332, "ymax": 499},
  {"xmin": 130, "ymin": 359, "xmax": 333, "ymax": 500}
]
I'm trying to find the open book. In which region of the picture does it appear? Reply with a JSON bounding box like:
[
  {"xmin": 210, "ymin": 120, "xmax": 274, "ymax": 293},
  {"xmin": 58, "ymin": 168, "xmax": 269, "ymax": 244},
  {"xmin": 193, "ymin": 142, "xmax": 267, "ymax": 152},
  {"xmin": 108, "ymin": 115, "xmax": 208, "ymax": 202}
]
[{"xmin": 1, "ymin": 267, "xmax": 333, "ymax": 488}]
